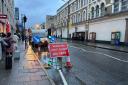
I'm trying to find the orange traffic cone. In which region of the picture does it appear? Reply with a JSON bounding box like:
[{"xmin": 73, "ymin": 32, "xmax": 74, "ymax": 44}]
[{"xmin": 65, "ymin": 57, "xmax": 72, "ymax": 68}]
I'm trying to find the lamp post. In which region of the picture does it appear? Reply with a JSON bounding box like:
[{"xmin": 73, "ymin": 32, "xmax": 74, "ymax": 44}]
[
  {"xmin": 85, "ymin": 14, "xmax": 90, "ymax": 42},
  {"xmin": 61, "ymin": 22, "xmax": 63, "ymax": 38},
  {"xmin": 21, "ymin": 14, "xmax": 27, "ymax": 42},
  {"xmin": 85, "ymin": 20, "xmax": 89, "ymax": 42},
  {"xmin": 67, "ymin": 0, "xmax": 70, "ymax": 39}
]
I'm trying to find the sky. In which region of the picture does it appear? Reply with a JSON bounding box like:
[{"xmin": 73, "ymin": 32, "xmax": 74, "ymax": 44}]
[{"xmin": 14, "ymin": 0, "xmax": 68, "ymax": 28}]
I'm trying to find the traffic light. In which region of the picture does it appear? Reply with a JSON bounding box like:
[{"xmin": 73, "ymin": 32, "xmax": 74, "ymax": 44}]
[
  {"xmin": 23, "ymin": 16, "xmax": 27, "ymax": 23},
  {"xmin": 48, "ymin": 29, "xmax": 51, "ymax": 36}
]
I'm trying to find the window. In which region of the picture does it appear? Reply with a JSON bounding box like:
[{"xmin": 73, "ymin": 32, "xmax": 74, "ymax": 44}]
[
  {"xmin": 72, "ymin": 3, "xmax": 74, "ymax": 12},
  {"xmin": 75, "ymin": 15, "xmax": 77, "ymax": 23},
  {"xmin": 81, "ymin": 0, "xmax": 83, "ymax": 7},
  {"xmin": 121, "ymin": 0, "xmax": 128, "ymax": 11},
  {"xmin": 76, "ymin": 1, "xmax": 78, "ymax": 10},
  {"xmin": 83, "ymin": 0, "xmax": 85, "ymax": 6},
  {"xmin": 83, "ymin": 0, "xmax": 86, "ymax": 6},
  {"xmin": 83, "ymin": 11, "xmax": 86, "ymax": 21},
  {"xmin": 91, "ymin": 7, "xmax": 94, "ymax": 18},
  {"xmin": 70, "ymin": 5, "xmax": 72, "ymax": 12},
  {"xmin": 101, "ymin": 3, "xmax": 105, "ymax": 16},
  {"xmin": 78, "ymin": 13, "xmax": 81, "ymax": 22},
  {"xmin": 71, "ymin": 16, "xmax": 73, "ymax": 23},
  {"xmin": 114, "ymin": 0, "xmax": 119, "ymax": 13},
  {"xmin": 74, "ymin": 2, "xmax": 77, "ymax": 11},
  {"xmin": 79, "ymin": 0, "xmax": 81, "ymax": 8},
  {"xmin": 79, "ymin": 13, "xmax": 81, "ymax": 22},
  {"xmin": 73, "ymin": 15, "xmax": 76, "ymax": 23},
  {"xmin": 96, "ymin": 5, "xmax": 99, "ymax": 17},
  {"xmin": 81, "ymin": 12, "xmax": 83, "ymax": 21}
]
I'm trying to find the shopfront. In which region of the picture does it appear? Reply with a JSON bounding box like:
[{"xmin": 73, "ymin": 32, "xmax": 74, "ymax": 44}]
[
  {"xmin": 72, "ymin": 32, "xmax": 85, "ymax": 41},
  {"xmin": 0, "ymin": 20, "xmax": 5, "ymax": 33}
]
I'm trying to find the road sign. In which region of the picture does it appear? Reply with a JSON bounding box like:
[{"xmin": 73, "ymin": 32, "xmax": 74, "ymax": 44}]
[
  {"xmin": 0, "ymin": 14, "xmax": 7, "ymax": 19},
  {"xmin": 49, "ymin": 36, "xmax": 56, "ymax": 43},
  {"xmin": 49, "ymin": 43, "xmax": 70, "ymax": 58},
  {"xmin": 33, "ymin": 35, "xmax": 40, "ymax": 44}
]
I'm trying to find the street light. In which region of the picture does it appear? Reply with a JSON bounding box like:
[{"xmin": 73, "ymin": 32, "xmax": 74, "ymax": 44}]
[
  {"xmin": 85, "ymin": 11, "xmax": 90, "ymax": 42},
  {"xmin": 67, "ymin": 0, "xmax": 70, "ymax": 39},
  {"xmin": 85, "ymin": 20, "xmax": 89, "ymax": 42}
]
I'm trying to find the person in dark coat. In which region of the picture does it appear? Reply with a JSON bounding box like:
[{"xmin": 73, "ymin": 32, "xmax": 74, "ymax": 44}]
[
  {"xmin": 5, "ymin": 33, "xmax": 16, "ymax": 69},
  {"xmin": 1, "ymin": 33, "xmax": 7, "ymax": 60}
]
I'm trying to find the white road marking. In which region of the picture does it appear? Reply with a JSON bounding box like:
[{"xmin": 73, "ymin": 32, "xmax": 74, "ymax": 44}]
[
  {"xmin": 59, "ymin": 70, "xmax": 68, "ymax": 85},
  {"xmin": 70, "ymin": 46, "xmax": 128, "ymax": 63}
]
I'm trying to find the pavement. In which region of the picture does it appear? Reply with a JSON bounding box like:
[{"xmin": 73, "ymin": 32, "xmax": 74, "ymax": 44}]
[
  {"xmin": 59, "ymin": 39, "xmax": 128, "ymax": 53},
  {"xmin": 0, "ymin": 42, "xmax": 55, "ymax": 85}
]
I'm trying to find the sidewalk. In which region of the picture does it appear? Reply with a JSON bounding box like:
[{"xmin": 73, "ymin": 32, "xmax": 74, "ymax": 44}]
[
  {"xmin": 0, "ymin": 42, "xmax": 55, "ymax": 85},
  {"xmin": 60, "ymin": 39, "xmax": 128, "ymax": 53}
]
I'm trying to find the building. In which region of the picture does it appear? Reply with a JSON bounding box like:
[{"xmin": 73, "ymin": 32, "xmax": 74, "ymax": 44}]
[
  {"xmin": 15, "ymin": 7, "xmax": 19, "ymax": 21},
  {"xmin": 46, "ymin": 15, "xmax": 57, "ymax": 35},
  {"xmin": 0, "ymin": 0, "xmax": 16, "ymax": 33},
  {"xmin": 15, "ymin": 7, "xmax": 20, "ymax": 33},
  {"xmin": 40, "ymin": 23, "xmax": 46, "ymax": 29},
  {"xmin": 56, "ymin": 0, "xmax": 128, "ymax": 44}
]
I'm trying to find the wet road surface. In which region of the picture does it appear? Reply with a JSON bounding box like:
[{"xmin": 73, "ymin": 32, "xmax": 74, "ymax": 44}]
[{"xmin": 40, "ymin": 40, "xmax": 128, "ymax": 85}]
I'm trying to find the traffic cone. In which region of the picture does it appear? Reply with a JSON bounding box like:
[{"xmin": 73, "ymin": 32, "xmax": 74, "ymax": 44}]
[{"xmin": 65, "ymin": 56, "xmax": 72, "ymax": 68}]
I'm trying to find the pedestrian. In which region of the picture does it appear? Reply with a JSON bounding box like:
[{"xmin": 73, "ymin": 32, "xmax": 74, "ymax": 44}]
[
  {"xmin": 13, "ymin": 33, "xmax": 19, "ymax": 50},
  {"xmin": 22, "ymin": 34, "xmax": 25, "ymax": 42},
  {"xmin": 5, "ymin": 32, "xmax": 16, "ymax": 69},
  {"xmin": 44, "ymin": 40, "xmax": 48, "ymax": 52},
  {"xmin": 24, "ymin": 35, "xmax": 28, "ymax": 49},
  {"xmin": 29, "ymin": 35, "xmax": 32, "ymax": 45},
  {"xmin": 0, "ymin": 33, "xmax": 7, "ymax": 60},
  {"xmin": 18, "ymin": 33, "xmax": 21, "ymax": 40}
]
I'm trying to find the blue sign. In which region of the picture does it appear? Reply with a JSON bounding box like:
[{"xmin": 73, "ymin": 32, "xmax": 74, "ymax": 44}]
[
  {"xmin": 49, "ymin": 36, "xmax": 56, "ymax": 43},
  {"xmin": 33, "ymin": 35, "xmax": 40, "ymax": 44}
]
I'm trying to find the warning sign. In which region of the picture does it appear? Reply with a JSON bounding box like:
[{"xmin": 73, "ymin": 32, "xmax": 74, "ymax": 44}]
[{"xmin": 49, "ymin": 43, "xmax": 70, "ymax": 58}]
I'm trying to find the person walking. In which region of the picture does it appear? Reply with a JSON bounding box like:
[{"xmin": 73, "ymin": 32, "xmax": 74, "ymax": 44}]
[
  {"xmin": 5, "ymin": 32, "xmax": 15, "ymax": 69},
  {"xmin": 13, "ymin": 33, "xmax": 19, "ymax": 50},
  {"xmin": 0, "ymin": 33, "xmax": 7, "ymax": 60}
]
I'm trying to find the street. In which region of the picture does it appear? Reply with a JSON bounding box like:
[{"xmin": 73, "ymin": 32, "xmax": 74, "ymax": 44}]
[
  {"xmin": 40, "ymin": 40, "xmax": 128, "ymax": 85},
  {"xmin": 1, "ymin": 0, "xmax": 128, "ymax": 85}
]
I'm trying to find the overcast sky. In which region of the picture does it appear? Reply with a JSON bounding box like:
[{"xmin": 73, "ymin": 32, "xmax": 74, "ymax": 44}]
[{"xmin": 14, "ymin": 0, "xmax": 68, "ymax": 28}]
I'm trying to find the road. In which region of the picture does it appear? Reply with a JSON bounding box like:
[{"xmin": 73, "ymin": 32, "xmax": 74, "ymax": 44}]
[{"xmin": 40, "ymin": 40, "xmax": 128, "ymax": 85}]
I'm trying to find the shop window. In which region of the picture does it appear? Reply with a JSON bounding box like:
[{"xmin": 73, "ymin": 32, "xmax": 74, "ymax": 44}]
[
  {"xmin": 121, "ymin": 0, "xmax": 128, "ymax": 11},
  {"xmin": 114, "ymin": 0, "xmax": 119, "ymax": 13}
]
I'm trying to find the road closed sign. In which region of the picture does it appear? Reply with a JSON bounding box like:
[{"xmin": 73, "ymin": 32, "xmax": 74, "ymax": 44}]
[{"xmin": 49, "ymin": 43, "xmax": 70, "ymax": 58}]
